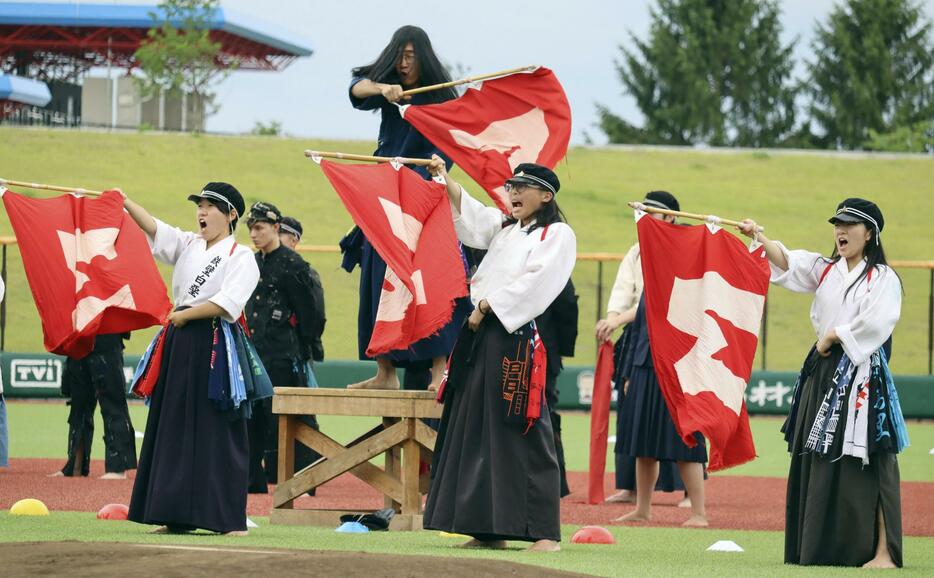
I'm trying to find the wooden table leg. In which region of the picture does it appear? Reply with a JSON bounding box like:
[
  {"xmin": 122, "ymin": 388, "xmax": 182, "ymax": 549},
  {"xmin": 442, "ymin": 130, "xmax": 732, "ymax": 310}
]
[
  {"xmin": 383, "ymin": 417, "xmax": 401, "ymax": 511},
  {"xmin": 278, "ymin": 414, "xmax": 296, "ymax": 509},
  {"xmin": 401, "ymin": 428, "xmax": 421, "ymax": 515}
]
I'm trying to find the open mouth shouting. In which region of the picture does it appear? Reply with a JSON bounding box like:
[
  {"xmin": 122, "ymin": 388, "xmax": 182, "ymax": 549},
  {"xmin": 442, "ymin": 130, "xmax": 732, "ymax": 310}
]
[{"xmin": 199, "ymin": 218, "xmax": 208, "ymax": 231}]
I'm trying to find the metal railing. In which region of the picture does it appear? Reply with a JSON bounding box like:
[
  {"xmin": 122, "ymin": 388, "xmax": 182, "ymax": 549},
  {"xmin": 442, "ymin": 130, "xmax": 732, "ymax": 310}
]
[{"xmin": 0, "ymin": 238, "xmax": 931, "ymax": 373}]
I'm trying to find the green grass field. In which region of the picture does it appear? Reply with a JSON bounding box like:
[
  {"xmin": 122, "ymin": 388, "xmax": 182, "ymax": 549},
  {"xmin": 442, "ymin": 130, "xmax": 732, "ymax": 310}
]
[
  {"xmin": 4, "ymin": 401, "xmax": 934, "ymax": 575},
  {"xmin": 6, "ymin": 401, "xmax": 934, "ymax": 481},
  {"xmin": 0, "ymin": 128, "xmax": 932, "ymax": 373},
  {"xmin": 1, "ymin": 512, "xmax": 934, "ymax": 577}
]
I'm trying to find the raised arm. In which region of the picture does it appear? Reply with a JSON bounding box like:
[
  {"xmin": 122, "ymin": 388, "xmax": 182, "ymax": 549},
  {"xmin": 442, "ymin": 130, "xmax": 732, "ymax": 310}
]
[
  {"xmin": 428, "ymin": 155, "xmax": 462, "ymax": 212},
  {"xmin": 350, "ymin": 79, "xmax": 406, "ymax": 104},
  {"xmin": 122, "ymin": 193, "xmax": 157, "ymax": 238},
  {"xmin": 737, "ymin": 219, "xmax": 788, "ymax": 271}
]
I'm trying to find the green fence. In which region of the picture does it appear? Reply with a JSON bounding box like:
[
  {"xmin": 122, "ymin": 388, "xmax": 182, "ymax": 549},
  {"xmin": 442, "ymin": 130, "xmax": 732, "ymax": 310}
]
[{"xmin": 4, "ymin": 353, "xmax": 932, "ymax": 418}]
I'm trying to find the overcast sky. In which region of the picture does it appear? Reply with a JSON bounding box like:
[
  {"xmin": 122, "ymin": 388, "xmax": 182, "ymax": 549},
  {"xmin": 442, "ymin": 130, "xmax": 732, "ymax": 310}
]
[{"xmin": 33, "ymin": 0, "xmax": 934, "ymax": 143}]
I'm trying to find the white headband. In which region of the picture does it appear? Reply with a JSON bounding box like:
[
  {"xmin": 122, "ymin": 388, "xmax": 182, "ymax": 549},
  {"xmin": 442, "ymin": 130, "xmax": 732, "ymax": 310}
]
[
  {"xmin": 642, "ymin": 199, "xmax": 673, "ymax": 211},
  {"xmin": 280, "ymin": 222, "xmax": 301, "ymax": 240},
  {"xmin": 836, "ymin": 206, "xmax": 881, "ymax": 244},
  {"xmin": 200, "ymin": 190, "xmax": 236, "ymax": 214},
  {"xmin": 509, "ymin": 172, "xmax": 557, "ymax": 195}
]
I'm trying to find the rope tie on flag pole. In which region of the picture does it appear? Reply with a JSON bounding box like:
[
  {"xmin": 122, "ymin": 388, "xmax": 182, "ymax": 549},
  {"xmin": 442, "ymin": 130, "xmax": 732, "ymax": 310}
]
[
  {"xmin": 627, "ymin": 201, "xmax": 763, "ymax": 232},
  {"xmin": 400, "ymin": 65, "xmax": 538, "ymax": 96},
  {"xmin": 0, "ymin": 177, "xmax": 104, "ymax": 197},
  {"xmin": 304, "ymin": 150, "xmax": 432, "ymax": 166}
]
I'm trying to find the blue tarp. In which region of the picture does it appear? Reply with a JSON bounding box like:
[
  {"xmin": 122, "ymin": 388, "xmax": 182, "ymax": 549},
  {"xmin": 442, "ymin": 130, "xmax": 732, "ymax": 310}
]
[
  {"xmin": 0, "ymin": 2, "xmax": 312, "ymax": 56},
  {"xmin": 0, "ymin": 74, "xmax": 51, "ymax": 107}
]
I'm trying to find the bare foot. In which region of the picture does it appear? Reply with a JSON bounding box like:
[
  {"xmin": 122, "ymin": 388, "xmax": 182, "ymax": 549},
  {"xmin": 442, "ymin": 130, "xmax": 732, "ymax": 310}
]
[
  {"xmin": 100, "ymin": 472, "xmax": 127, "ymax": 480},
  {"xmin": 346, "ymin": 375, "xmax": 400, "ymax": 390},
  {"xmin": 527, "ymin": 539, "xmax": 560, "ymax": 552},
  {"xmin": 613, "ymin": 510, "xmax": 650, "ymax": 523},
  {"xmin": 47, "ymin": 471, "xmax": 65, "ymax": 478},
  {"xmin": 459, "ymin": 538, "xmax": 507, "ymax": 549},
  {"xmin": 677, "ymin": 497, "xmax": 692, "ymax": 509},
  {"xmin": 682, "ymin": 514, "xmax": 709, "ymax": 527},
  {"xmin": 150, "ymin": 525, "xmax": 192, "ymax": 535},
  {"xmin": 605, "ymin": 490, "xmax": 635, "ymax": 504},
  {"xmin": 862, "ymin": 555, "xmax": 897, "ymax": 568},
  {"xmin": 224, "ymin": 530, "xmax": 249, "ymax": 537}
]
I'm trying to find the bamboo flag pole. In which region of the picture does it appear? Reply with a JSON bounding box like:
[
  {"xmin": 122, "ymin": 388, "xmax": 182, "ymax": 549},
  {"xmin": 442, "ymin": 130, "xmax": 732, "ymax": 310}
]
[
  {"xmin": 628, "ymin": 201, "xmax": 763, "ymax": 231},
  {"xmin": 0, "ymin": 177, "xmax": 104, "ymax": 197},
  {"xmin": 304, "ymin": 150, "xmax": 432, "ymax": 166},
  {"xmin": 400, "ymin": 65, "xmax": 537, "ymax": 96}
]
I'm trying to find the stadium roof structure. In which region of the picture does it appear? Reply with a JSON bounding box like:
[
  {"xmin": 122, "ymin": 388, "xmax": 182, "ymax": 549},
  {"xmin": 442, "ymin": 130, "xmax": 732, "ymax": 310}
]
[{"xmin": 0, "ymin": 2, "xmax": 313, "ymax": 79}]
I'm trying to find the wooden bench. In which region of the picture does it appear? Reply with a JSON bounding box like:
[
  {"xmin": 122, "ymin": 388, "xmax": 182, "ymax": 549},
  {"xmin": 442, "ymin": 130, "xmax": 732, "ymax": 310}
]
[{"xmin": 270, "ymin": 388, "xmax": 442, "ymax": 531}]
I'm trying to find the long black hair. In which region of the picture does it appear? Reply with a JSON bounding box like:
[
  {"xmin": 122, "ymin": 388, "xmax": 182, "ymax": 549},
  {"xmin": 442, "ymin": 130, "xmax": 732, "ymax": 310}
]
[
  {"xmin": 826, "ymin": 226, "xmax": 903, "ymax": 299},
  {"xmin": 506, "ymin": 197, "xmax": 567, "ymax": 234},
  {"xmin": 351, "ymin": 25, "xmax": 457, "ymax": 104}
]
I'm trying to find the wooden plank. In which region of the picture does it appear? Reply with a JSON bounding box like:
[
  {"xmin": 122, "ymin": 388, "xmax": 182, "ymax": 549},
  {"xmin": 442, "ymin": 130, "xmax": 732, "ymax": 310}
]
[
  {"xmin": 277, "ymin": 415, "xmax": 295, "ymax": 510},
  {"xmin": 273, "ymin": 395, "xmax": 441, "ymax": 418},
  {"xmin": 413, "ymin": 419, "xmax": 438, "ymax": 452},
  {"xmin": 274, "ymin": 387, "xmax": 436, "ymax": 400},
  {"xmin": 401, "ymin": 432, "xmax": 421, "ymax": 515},
  {"xmin": 270, "ymin": 508, "xmax": 372, "ymax": 527},
  {"xmin": 272, "ymin": 388, "xmax": 442, "ymax": 418},
  {"xmin": 388, "ymin": 514, "xmax": 423, "ymax": 532},
  {"xmin": 383, "ymin": 417, "xmax": 401, "ymax": 511},
  {"xmin": 273, "ymin": 420, "xmax": 408, "ymax": 506},
  {"xmin": 292, "ymin": 423, "xmax": 403, "ymax": 504},
  {"xmin": 270, "ymin": 508, "xmax": 423, "ymax": 532}
]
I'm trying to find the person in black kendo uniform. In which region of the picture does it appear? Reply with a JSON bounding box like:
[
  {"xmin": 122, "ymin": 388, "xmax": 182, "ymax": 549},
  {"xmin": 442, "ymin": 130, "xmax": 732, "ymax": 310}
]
[
  {"xmin": 245, "ymin": 202, "xmax": 325, "ymax": 493},
  {"xmin": 50, "ymin": 332, "xmax": 137, "ymax": 479},
  {"xmin": 277, "ymin": 215, "xmax": 327, "ymax": 387}
]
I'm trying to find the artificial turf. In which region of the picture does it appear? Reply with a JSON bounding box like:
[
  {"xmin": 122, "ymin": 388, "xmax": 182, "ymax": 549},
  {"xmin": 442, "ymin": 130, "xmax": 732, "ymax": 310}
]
[
  {"xmin": 0, "ymin": 512, "xmax": 933, "ymax": 577},
  {"xmin": 6, "ymin": 402, "xmax": 933, "ymax": 481}
]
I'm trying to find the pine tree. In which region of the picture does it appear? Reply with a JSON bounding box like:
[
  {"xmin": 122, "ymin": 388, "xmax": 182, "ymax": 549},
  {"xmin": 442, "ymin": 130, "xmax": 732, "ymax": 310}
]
[
  {"xmin": 599, "ymin": 0, "xmax": 797, "ymax": 147},
  {"xmin": 808, "ymin": 0, "xmax": 934, "ymax": 150}
]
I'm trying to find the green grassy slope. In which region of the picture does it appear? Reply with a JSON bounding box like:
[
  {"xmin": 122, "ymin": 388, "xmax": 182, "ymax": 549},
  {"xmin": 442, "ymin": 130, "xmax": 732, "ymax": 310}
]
[{"xmin": 0, "ymin": 128, "xmax": 931, "ymax": 371}]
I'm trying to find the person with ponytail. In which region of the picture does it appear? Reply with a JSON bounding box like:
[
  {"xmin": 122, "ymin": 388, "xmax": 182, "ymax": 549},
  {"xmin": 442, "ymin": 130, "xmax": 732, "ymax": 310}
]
[{"xmin": 739, "ymin": 198, "xmax": 907, "ymax": 568}]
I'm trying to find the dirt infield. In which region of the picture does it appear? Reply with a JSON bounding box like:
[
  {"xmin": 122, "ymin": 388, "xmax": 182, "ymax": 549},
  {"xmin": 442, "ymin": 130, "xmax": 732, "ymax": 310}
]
[
  {"xmin": 0, "ymin": 541, "xmax": 588, "ymax": 577},
  {"xmin": 2, "ymin": 458, "xmax": 933, "ymax": 535}
]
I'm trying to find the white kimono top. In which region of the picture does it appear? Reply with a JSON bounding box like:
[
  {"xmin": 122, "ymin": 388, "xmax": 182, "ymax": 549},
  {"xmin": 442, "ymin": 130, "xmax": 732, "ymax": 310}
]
[
  {"xmin": 452, "ymin": 188, "xmax": 577, "ymax": 334},
  {"xmin": 607, "ymin": 243, "xmax": 642, "ymax": 315},
  {"xmin": 769, "ymin": 241, "xmax": 901, "ymax": 366},
  {"xmin": 148, "ymin": 219, "xmax": 260, "ymax": 323}
]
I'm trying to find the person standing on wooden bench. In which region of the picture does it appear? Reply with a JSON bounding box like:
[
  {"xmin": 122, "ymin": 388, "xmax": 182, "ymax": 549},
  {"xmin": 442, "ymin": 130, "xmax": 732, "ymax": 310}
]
[
  {"xmin": 245, "ymin": 202, "xmax": 325, "ymax": 493},
  {"xmin": 341, "ymin": 25, "xmax": 470, "ymax": 392},
  {"xmin": 424, "ymin": 158, "xmax": 576, "ymax": 553}
]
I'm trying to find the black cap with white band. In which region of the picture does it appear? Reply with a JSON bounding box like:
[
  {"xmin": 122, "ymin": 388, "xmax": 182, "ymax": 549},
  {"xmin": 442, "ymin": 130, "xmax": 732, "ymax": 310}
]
[{"xmin": 829, "ymin": 197, "xmax": 884, "ymax": 244}]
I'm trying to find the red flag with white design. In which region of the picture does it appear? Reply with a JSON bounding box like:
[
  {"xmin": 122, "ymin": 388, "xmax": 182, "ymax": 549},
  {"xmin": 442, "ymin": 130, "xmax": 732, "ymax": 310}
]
[
  {"xmin": 2, "ymin": 188, "xmax": 172, "ymax": 358},
  {"xmin": 400, "ymin": 67, "xmax": 571, "ymax": 214},
  {"xmin": 636, "ymin": 212, "xmax": 769, "ymax": 471},
  {"xmin": 318, "ymin": 160, "xmax": 467, "ymax": 356}
]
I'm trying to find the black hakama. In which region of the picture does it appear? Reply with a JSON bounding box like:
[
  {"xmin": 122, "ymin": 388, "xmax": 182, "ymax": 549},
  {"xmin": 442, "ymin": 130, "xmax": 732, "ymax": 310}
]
[
  {"xmin": 783, "ymin": 346, "xmax": 902, "ymax": 567},
  {"xmin": 612, "ymin": 327, "xmax": 684, "ymax": 491},
  {"xmin": 617, "ymin": 298, "xmax": 707, "ymax": 464},
  {"xmin": 128, "ymin": 317, "xmax": 249, "ymax": 533},
  {"xmin": 424, "ymin": 318, "xmax": 561, "ymax": 542}
]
